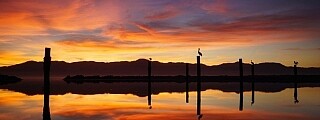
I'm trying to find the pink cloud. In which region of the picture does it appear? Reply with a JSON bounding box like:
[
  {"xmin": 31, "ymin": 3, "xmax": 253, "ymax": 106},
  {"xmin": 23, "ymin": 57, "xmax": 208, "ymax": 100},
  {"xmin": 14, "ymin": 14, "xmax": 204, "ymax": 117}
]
[
  {"xmin": 145, "ymin": 10, "xmax": 180, "ymax": 20},
  {"xmin": 0, "ymin": 0, "xmax": 123, "ymax": 35},
  {"xmin": 201, "ymin": 0, "xmax": 229, "ymax": 14},
  {"xmin": 132, "ymin": 22, "xmax": 157, "ymax": 35},
  {"xmin": 144, "ymin": 3, "xmax": 181, "ymax": 21}
]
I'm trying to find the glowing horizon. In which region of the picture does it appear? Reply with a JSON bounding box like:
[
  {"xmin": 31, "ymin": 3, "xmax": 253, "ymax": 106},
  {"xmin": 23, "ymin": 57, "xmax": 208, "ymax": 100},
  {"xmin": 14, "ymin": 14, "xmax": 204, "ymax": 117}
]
[{"xmin": 0, "ymin": 0, "xmax": 320, "ymax": 67}]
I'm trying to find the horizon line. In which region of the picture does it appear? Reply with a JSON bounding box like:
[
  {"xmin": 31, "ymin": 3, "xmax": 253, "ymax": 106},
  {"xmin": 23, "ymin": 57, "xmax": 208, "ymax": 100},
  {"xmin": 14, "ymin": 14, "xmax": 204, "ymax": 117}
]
[{"xmin": 1, "ymin": 59, "xmax": 318, "ymax": 68}]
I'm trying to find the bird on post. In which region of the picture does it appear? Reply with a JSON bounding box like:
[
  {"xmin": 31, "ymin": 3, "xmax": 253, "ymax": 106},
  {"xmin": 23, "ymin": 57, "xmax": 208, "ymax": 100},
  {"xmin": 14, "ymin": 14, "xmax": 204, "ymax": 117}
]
[
  {"xmin": 294, "ymin": 61, "xmax": 298, "ymax": 65},
  {"xmin": 149, "ymin": 58, "xmax": 152, "ymax": 61},
  {"xmin": 198, "ymin": 48, "xmax": 202, "ymax": 57}
]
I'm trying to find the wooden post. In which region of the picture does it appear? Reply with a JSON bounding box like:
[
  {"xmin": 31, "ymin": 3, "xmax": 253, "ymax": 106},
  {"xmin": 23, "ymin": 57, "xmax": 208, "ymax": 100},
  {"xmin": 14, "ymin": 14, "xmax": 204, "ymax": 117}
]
[
  {"xmin": 294, "ymin": 64, "xmax": 299, "ymax": 104},
  {"xmin": 251, "ymin": 62, "xmax": 255, "ymax": 105},
  {"xmin": 239, "ymin": 59, "xmax": 243, "ymax": 111},
  {"xmin": 43, "ymin": 48, "xmax": 51, "ymax": 120},
  {"xmin": 186, "ymin": 63, "xmax": 189, "ymax": 103},
  {"xmin": 197, "ymin": 56, "xmax": 201, "ymax": 116},
  {"xmin": 148, "ymin": 59, "xmax": 152, "ymax": 109},
  {"xmin": 294, "ymin": 64, "xmax": 297, "ymax": 77}
]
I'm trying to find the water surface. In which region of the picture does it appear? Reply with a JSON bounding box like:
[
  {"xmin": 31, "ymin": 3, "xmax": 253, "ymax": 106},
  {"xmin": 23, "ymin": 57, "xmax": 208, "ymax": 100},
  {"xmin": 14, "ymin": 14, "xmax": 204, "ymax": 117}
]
[{"xmin": 0, "ymin": 78, "xmax": 319, "ymax": 120}]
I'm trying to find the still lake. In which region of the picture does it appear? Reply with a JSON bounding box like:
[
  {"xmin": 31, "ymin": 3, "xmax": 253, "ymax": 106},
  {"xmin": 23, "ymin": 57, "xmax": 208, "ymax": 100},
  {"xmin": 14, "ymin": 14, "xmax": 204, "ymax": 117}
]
[{"xmin": 0, "ymin": 78, "xmax": 319, "ymax": 120}]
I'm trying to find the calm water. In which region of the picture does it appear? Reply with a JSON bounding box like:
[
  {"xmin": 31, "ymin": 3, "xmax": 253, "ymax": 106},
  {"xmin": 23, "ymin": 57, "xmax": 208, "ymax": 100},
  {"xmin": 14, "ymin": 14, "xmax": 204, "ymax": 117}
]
[{"xmin": 0, "ymin": 78, "xmax": 319, "ymax": 120}]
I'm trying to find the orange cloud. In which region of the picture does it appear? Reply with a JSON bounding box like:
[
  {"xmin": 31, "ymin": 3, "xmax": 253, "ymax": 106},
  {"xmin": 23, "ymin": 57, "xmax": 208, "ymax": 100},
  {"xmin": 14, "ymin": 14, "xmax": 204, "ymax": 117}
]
[
  {"xmin": 0, "ymin": 0, "xmax": 122, "ymax": 35},
  {"xmin": 103, "ymin": 22, "xmax": 253, "ymax": 47}
]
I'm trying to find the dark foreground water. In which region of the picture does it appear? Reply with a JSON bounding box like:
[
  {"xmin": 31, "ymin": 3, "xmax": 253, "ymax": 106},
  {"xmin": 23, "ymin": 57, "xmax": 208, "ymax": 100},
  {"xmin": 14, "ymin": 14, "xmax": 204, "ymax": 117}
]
[{"xmin": 0, "ymin": 78, "xmax": 319, "ymax": 120}]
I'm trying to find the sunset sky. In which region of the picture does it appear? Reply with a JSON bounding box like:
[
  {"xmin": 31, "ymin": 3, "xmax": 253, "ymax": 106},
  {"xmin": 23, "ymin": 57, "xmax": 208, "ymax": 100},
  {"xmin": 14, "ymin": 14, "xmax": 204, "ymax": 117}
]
[{"xmin": 0, "ymin": 0, "xmax": 319, "ymax": 67}]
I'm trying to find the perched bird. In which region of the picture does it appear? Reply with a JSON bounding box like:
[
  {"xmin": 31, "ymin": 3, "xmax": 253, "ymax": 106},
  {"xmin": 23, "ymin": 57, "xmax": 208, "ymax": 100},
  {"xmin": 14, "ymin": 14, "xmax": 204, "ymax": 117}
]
[
  {"xmin": 149, "ymin": 58, "xmax": 152, "ymax": 61},
  {"xmin": 251, "ymin": 60, "xmax": 254, "ymax": 65},
  {"xmin": 198, "ymin": 48, "xmax": 202, "ymax": 57},
  {"xmin": 294, "ymin": 61, "xmax": 298, "ymax": 65}
]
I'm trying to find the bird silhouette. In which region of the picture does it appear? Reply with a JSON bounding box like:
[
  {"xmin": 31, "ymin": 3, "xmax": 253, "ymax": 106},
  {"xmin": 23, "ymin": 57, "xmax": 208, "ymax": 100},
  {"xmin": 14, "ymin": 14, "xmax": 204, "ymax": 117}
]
[
  {"xmin": 149, "ymin": 58, "xmax": 152, "ymax": 61},
  {"xmin": 294, "ymin": 61, "xmax": 298, "ymax": 65},
  {"xmin": 251, "ymin": 60, "xmax": 254, "ymax": 65},
  {"xmin": 198, "ymin": 48, "xmax": 202, "ymax": 57}
]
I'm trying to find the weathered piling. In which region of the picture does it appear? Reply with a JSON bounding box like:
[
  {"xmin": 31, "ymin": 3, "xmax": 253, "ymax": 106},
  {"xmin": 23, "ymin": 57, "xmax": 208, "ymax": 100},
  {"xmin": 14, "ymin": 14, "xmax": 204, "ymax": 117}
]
[
  {"xmin": 251, "ymin": 61, "xmax": 255, "ymax": 105},
  {"xmin": 197, "ymin": 56, "xmax": 201, "ymax": 116},
  {"xmin": 43, "ymin": 48, "xmax": 51, "ymax": 120},
  {"xmin": 239, "ymin": 59, "xmax": 243, "ymax": 111},
  {"xmin": 148, "ymin": 59, "xmax": 152, "ymax": 109},
  {"xmin": 294, "ymin": 64, "xmax": 297, "ymax": 77},
  {"xmin": 186, "ymin": 63, "xmax": 189, "ymax": 103}
]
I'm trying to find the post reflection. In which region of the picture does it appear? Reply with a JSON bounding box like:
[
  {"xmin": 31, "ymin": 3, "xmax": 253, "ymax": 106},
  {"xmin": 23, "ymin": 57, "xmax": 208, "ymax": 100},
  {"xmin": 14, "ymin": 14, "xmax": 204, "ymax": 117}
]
[
  {"xmin": 148, "ymin": 58, "xmax": 152, "ymax": 109},
  {"xmin": 197, "ymin": 82, "xmax": 202, "ymax": 120},
  {"xmin": 196, "ymin": 56, "xmax": 203, "ymax": 120},
  {"xmin": 251, "ymin": 60, "xmax": 255, "ymax": 106},
  {"xmin": 186, "ymin": 63, "xmax": 189, "ymax": 104},
  {"xmin": 294, "ymin": 62, "xmax": 299, "ymax": 104},
  {"xmin": 239, "ymin": 59, "xmax": 243, "ymax": 111},
  {"xmin": 43, "ymin": 48, "xmax": 51, "ymax": 120},
  {"xmin": 43, "ymin": 88, "xmax": 51, "ymax": 120},
  {"xmin": 148, "ymin": 80, "xmax": 152, "ymax": 109},
  {"xmin": 294, "ymin": 82, "xmax": 299, "ymax": 104},
  {"xmin": 251, "ymin": 80, "xmax": 255, "ymax": 106}
]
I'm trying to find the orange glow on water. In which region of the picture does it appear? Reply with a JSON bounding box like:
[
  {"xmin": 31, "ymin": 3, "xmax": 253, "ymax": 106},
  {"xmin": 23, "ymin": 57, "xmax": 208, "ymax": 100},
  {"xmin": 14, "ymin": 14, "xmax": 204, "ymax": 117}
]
[{"xmin": 1, "ymin": 88, "xmax": 319, "ymax": 120}]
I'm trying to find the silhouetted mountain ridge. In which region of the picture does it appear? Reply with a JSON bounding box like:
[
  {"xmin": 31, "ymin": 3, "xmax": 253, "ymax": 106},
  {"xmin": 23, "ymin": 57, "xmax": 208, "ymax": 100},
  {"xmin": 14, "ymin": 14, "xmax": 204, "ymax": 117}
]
[{"xmin": 0, "ymin": 59, "xmax": 319, "ymax": 77}]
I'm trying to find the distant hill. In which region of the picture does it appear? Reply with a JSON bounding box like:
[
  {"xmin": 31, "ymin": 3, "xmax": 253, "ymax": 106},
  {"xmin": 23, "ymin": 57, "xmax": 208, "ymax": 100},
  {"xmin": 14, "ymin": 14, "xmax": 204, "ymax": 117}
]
[{"xmin": 0, "ymin": 59, "xmax": 319, "ymax": 77}]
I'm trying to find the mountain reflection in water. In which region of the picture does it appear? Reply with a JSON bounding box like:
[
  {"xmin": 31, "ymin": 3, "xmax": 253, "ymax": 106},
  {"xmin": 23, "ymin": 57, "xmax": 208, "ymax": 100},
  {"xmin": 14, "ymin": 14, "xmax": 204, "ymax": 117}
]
[
  {"xmin": 0, "ymin": 87, "xmax": 319, "ymax": 120},
  {"xmin": 0, "ymin": 78, "xmax": 319, "ymax": 120}
]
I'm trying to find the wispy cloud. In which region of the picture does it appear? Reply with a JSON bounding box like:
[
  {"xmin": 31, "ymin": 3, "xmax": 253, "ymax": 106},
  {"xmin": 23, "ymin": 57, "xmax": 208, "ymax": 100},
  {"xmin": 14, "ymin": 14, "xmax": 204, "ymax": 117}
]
[
  {"xmin": 283, "ymin": 48, "xmax": 320, "ymax": 51},
  {"xmin": 201, "ymin": 0, "xmax": 229, "ymax": 14},
  {"xmin": 132, "ymin": 22, "xmax": 157, "ymax": 35},
  {"xmin": 0, "ymin": 0, "xmax": 123, "ymax": 35},
  {"xmin": 144, "ymin": 4, "xmax": 181, "ymax": 21},
  {"xmin": 0, "ymin": 0, "xmax": 320, "ymax": 66},
  {"xmin": 190, "ymin": 8, "xmax": 320, "ymax": 33}
]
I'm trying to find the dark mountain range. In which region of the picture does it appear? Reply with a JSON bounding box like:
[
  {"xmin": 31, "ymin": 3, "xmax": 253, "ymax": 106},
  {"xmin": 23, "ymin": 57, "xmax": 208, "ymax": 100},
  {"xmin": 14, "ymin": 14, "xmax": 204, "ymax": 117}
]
[{"xmin": 0, "ymin": 59, "xmax": 319, "ymax": 78}]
